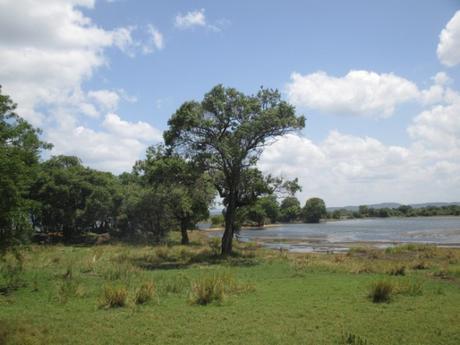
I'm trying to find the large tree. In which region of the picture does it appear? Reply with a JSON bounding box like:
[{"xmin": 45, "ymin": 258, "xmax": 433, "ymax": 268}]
[
  {"xmin": 0, "ymin": 87, "xmax": 51, "ymax": 251},
  {"xmin": 164, "ymin": 85, "xmax": 304, "ymax": 255}
]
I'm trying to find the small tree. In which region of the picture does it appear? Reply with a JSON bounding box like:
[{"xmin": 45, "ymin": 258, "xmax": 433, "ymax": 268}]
[
  {"xmin": 164, "ymin": 85, "xmax": 304, "ymax": 255},
  {"xmin": 302, "ymin": 197, "xmax": 326, "ymax": 223}
]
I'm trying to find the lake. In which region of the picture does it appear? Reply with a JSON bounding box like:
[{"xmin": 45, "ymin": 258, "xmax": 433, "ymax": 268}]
[{"xmin": 203, "ymin": 217, "xmax": 460, "ymax": 253}]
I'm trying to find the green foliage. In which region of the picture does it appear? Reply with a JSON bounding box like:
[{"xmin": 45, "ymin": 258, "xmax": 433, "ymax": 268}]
[
  {"xmin": 244, "ymin": 195, "xmax": 280, "ymax": 226},
  {"xmin": 302, "ymin": 197, "xmax": 326, "ymax": 223},
  {"xmin": 135, "ymin": 145, "xmax": 215, "ymax": 244},
  {"xmin": 164, "ymin": 85, "xmax": 304, "ymax": 254},
  {"xmin": 210, "ymin": 214, "xmax": 224, "ymax": 228},
  {"xmin": 30, "ymin": 156, "xmax": 121, "ymax": 242},
  {"xmin": 328, "ymin": 204, "xmax": 460, "ymax": 219},
  {"xmin": 279, "ymin": 196, "xmax": 301, "ymax": 222},
  {"xmin": 0, "ymin": 87, "xmax": 51, "ymax": 251}
]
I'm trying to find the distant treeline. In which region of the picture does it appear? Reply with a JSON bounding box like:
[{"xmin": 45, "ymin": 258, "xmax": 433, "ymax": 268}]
[
  {"xmin": 211, "ymin": 196, "xmax": 327, "ymax": 227},
  {"xmin": 327, "ymin": 205, "xmax": 460, "ymax": 219},
  {"xmin": 211, "ymin": 201, "xmax": 460, "ymax": 227}
]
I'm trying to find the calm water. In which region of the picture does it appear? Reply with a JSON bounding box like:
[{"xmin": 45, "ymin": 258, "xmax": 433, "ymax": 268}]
[{"xmin": 204, "ymin": 217, "xmax": 460, "ymax": 252}]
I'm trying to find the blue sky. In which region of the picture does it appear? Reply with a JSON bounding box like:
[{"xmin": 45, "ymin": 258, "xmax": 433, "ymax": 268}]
[{"xmin": 1, "ymin": 0, "xmax": 459, "ymax": 206}]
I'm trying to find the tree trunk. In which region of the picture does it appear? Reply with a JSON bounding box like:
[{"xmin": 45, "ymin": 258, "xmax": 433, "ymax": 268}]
[
  {"xmin": 180, "ymin": 219, "xmax": 189, "ymax": 245},
  {"xmin": 221, "ymin": 196, "xmax": 237, "ymax": 256},
  {"xmin": 63, "ymin": 224, "xmax": 72, "ymax": 244}
]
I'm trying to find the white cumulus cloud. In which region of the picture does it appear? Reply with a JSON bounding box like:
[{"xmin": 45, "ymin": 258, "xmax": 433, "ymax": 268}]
[
  {"xmin": 175, "ymin": 9, "xmax": 207, "ymax": 29},
  {"xmin": 102, "ymin": 113, "xmax": 162, "ymax": 142},
  {"xmin": 88, "ymin": 90, "xmax": 120, "ymax": 111},
  {"xmin": 286, "ymin": 70, "xmax": 420, "ymax": 118},
  {"xmin": 437, "ymin": 11, "xmax": 460, "ymax": 67},
  {"xmin": 0, "ymin": 0, "xmax": 162, "ymax": 172}
]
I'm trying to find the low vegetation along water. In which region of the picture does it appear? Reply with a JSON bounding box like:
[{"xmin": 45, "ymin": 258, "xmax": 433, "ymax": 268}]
[{"xmin": 206, "ymin": 217, "xmax": 460, "ymax": 253}]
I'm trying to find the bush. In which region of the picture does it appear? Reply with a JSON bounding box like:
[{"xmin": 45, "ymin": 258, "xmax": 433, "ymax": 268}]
[
  {"xmin": 134, "ymin": 281, "xmax": 156, "ymax": 305},
  {"xmin": 368, "ymin": 280, "xmax": 393, "ymax": 303},
  {"xmin": 99, "ymin": 285, "xmax": 128, "ymax": 308}
]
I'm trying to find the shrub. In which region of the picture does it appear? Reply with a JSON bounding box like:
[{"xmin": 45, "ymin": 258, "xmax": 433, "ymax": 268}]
[
  {"xmin": 134, "ymin": 281, "xmax": 156, "ymax": 305},
  {"xmin": 368, "ymin": 280, "xmax": 393, "ymax": 303},
  {"xmin": 99, "ymin": 285, "xmax": 128, "ymax": 308}
]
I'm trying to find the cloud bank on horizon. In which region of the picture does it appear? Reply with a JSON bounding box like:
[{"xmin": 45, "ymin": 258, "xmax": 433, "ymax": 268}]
[{"xmin": 0, "ymin": 1, "xmax": 459, "ymax": 206}]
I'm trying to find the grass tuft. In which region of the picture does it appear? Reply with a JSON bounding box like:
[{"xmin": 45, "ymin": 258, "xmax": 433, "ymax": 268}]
[
  {"xmin": 134, "ymin": 281, "xmax": 156, "ymax": 305},
  {"xmin": 388, "ymin": 265, "xmax": 405, "ymax": 276},
  {"xmin": 368, "ymin": 280, "xmax": 394, "ymax": 303},
  {"xmin": 99, "ymin": 285, "xmax": 128, "ymax": 308},
  {"xmin": 189, "ymin": 274, "xmax": 226, "ymax": 305},
  {"xmin": 339, "ymin": 332, "xmax": 372, "ymax": 345}
]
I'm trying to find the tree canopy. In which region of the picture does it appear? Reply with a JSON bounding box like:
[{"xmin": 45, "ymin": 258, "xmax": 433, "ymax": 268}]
[
  {"xmin": 302, "ymin": 198, "xmax": 327, "ymax": 223},
  {"xmin": 0, "ymin": 86, "xmax": 51, "ymax": 251},
  {"xmin": 164, "ymin": 85, "xmax": 305, "ymax": 254}
]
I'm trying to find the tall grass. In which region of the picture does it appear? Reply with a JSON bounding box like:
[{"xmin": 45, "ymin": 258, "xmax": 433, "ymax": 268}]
[
  {"xmin": 0, "ymin": 252, "xmax": 25, "ymax": 294},
  {"xmin": 134, "ymin": 281, "xmax": 156, "ymax": 305},
  {"xmin": 368, "ymin": 280, "xmax": 394, "ymax": 303},
  {"xmin": 189, "ymin": 274, "xmax": 226, "ymax": 305},
  {"xmin": 99, "ymin": 285, "xmax": 128, "ymax": 308}
]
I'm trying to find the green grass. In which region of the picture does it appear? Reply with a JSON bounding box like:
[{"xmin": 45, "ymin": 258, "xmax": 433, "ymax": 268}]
[{"xmin": 0, "ymin": 236, "xmax": 459, "ymax": 345}]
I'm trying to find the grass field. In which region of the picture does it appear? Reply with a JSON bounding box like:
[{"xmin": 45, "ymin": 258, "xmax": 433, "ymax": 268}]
[{"xmin": 1, "ymin": 233, "xmax": 459, "ymax": 345}]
